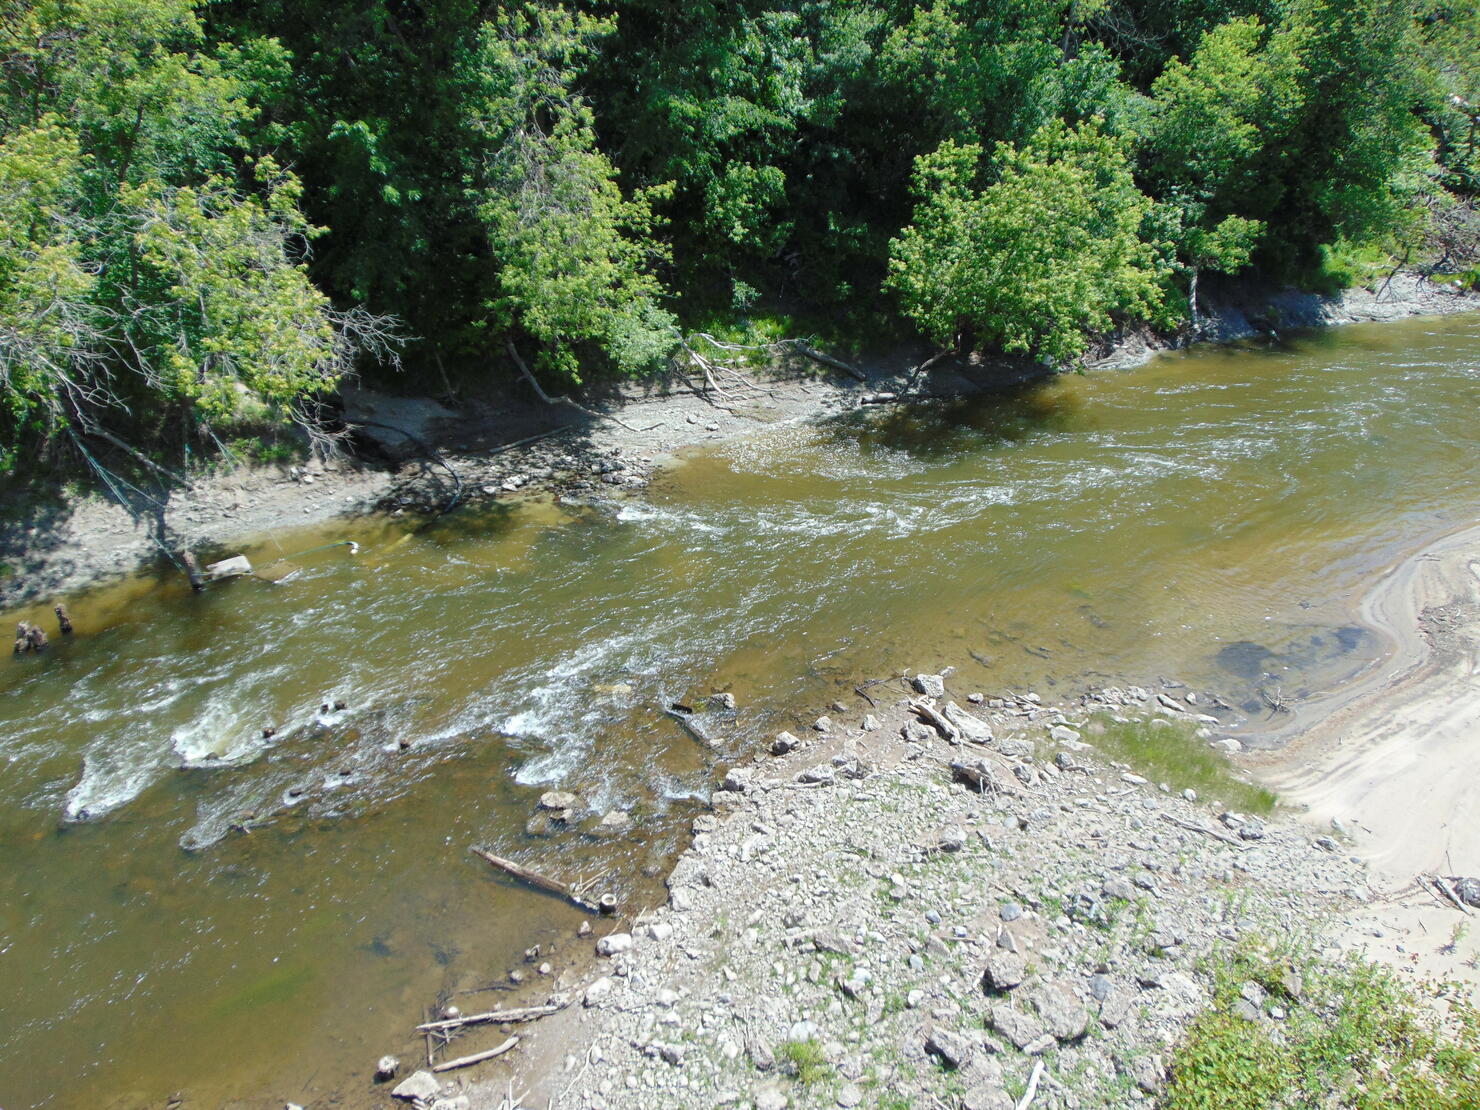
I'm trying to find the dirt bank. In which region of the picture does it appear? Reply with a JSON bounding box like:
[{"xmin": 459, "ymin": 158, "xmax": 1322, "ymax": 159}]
[{"xmin": 3, "ymin": 274, "xmax": 1477, "ymax": 613}]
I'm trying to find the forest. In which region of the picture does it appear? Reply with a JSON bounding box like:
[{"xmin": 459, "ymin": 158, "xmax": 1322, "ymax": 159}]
[{"xmin": 1, "ymin": 0, "xmax": 1478, "ymax": 471}]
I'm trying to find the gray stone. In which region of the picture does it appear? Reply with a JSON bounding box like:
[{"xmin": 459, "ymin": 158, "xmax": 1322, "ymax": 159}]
[
  {"xmin": 836, "ymin": 1082, "xmax": 864, "ymax": 1108},
  {"xmin": 987, "ymin": 1007, "xmax": 1045, "ymax": 1050},
  {"xmin": 1120, "ymin": 1054, "xmax": 1165, "ymax": 1094},
  {"xmin": 538, "ymin": 790, "xmax": 578, "ymax": 811},
  {"xmin": 913, "ymin": 673, "xmax": 947, "ymax": 698},
  {"xmin": 595, "ymin": 809, "xmax": 631, "ymax": 834},
  {"xmin": 1033, "ymin": 984, "xmax": 1089, "ymax": 1041},
  {"xmin": 1102, "ymin": 876, "xmax": 1135, "ymax": 901},
  {"xmin": 1099, "ymin": 990, "xmax": 1132, "ymax": 1029},
  {"xmin": 772, "ymin": 731, "xmax": 801, "ymax": 755},
  {"xmin": 430, "ymin": 1099, "xmax": 469, "ymax": 1110},
  {"xmin": 755, "ymin": 1085, "xmax": 788, "ymax": 1110},
  {"xmin": 938, "ymin": 826, "xmax": 967, "ymax": 852},
  {"xmin": 1000, "ymin": 902, "xmax": 1023, "ymax": 923},
  {"xmin": 926, "ymin": 1027, "xmax": 974, "ymax": 1069},
  {"xmin": 861, "ymin": 715, "xmax": 881, "ymax": 732},
  {"xmin": 982, "ymin": 951, "xmax": 1028, "ymax": 992},
  {"xmin": 596, "ymin": 932, "xmax": 632, "ymax": 956},
  {"xmin": 375, "ymin": 1055, "xmax": 401, "ymax": 1081},
  {"xmin": 749, "ymin": 1037, "xmax": 776, "ymax": 1072},
  {"xmin": 995, "ymin": 736, "xmax": 1037, "ymax": 760},
  {"xmin": 944, "ymin": 702, "xmax": 993, "ymax": 743},
  {"xmin": 1234, "ymin": 998, "xmax": 1262, "ymax": 1022},
  {"xmin": 720, "ymin": 768, "xmax": 753, "ymax": 792},
  {"xmin": 962, "ymin": 1084, "xmax": 1014, "ymax": 1110},
  {"xmin": 797, "ymin": 764, "xmax": 836, "ymax": 785},
  {"xmin": 813, "ymin": 716, "xmax": 833, "ymax": 732},
  {"xmin": 584, "ymin": 977, "xmax": 614, "ymax": 1006},
  {"xmin": 391, "ymin": 1070, "xmax": 440, "ymax": 1102},
  {"xmin": 1088, "ymin": 974, "xmax": 1113, "ymax": 1002},
  {"xmin": 711, "ymin": 691, "xmax": 737, "ymax": 710},
  {"xmin": 1049, "ymin": 725, "xmax": 1082, "ymax": 745}
]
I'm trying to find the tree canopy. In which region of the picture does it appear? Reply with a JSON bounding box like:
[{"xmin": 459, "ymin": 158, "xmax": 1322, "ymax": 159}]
[{"xmin": 3, "ymin": 0, "xmax": 1479, "ymax": 470}]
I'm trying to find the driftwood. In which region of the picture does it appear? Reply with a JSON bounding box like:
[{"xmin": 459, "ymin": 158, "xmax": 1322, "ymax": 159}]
[
  {"xmin": 431, "ymin": 1035, "xmax": 519, "ymax": 1073},
  {"xmin": 1015, "ymin": 1059, "xmax": 1046, "ymax": 1110},
  {"xmin": 471, "ymin": 847, "xmax": 604, "ymax": 914},
  {"xmin": 791, "ymin": 343, "xmax": 866, "ymax": 382},
  {"xmin": 909, "ymin": 698, "xmax": 961, "ymax": 742},
  {"xmin": 1160, "ymin": 812, "xmax": 1246, "ymax": 848},
  {"xmin": 1422, "ymin": 873, "xmax": 1473, "ymax": 915},
  {"xmin": 416, "ymin": 999, "xmax": 567, "ymax": 1033}
]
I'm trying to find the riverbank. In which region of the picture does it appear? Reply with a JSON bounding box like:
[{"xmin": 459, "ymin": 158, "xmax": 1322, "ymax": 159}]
[
  {"xmin": 444, "ymin": 565, "xmax": 1480, "ymax": 1110},
  {"xmin": 2, "ymin": 273, "xmax": 1476, "ymax": 613}
]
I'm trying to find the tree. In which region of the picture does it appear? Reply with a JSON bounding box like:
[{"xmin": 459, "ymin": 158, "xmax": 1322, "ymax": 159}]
[
  {"xmin": 465, "ymin": 4, "xmax": 675, "ymax": 384},
  {"xmin": 888, "ymin": 119, "xmax": 1164, "ymax": 363}
]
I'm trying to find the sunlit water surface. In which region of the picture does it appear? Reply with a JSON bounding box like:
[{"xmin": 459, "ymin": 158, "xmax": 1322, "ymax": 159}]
[{"xmin": 4, "ymin": 317, "xmax": 1480, "ymax": 1107}]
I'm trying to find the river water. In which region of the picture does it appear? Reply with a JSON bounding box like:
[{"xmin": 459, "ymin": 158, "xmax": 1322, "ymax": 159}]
[{"xmin": 3, "ymin": 316, "xmax": 1480, "ymax": 1108}]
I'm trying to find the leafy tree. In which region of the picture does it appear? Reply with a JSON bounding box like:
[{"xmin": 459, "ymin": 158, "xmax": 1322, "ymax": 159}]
[{"xmin": 888, "ymin": 119, "xmax": 1165, "ymax": 363}]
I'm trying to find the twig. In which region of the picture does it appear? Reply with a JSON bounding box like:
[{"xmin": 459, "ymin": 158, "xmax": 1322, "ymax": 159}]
[
  {"xmin": 789, "ymin": 342, "xmax": 866, "ymax": 382},
  {"xmin": 1160, "ymin": 812, "xmax": 1247, "ymax": 848},
  {"xmin": 507, "ymin": 339, "xmax": 640, "ymax": 432},
  {"xmin": 485, "ymin": 425, "xmax": 577, "ymax": 457},
  {"xmin": 1016, "ymin": 1059, "xmax": 1046, "ymax": 1110},
  {"xmin": 431, "ymin": 1035, "xmax": 519, "ymax": 1073}
]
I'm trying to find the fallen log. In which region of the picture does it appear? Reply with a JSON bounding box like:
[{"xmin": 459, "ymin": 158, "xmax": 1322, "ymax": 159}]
[
  {"xmin": 431, "ymin": 1035, "xmax": 519, "ymax": 1073},
  {"xmin": 471, "ymin": 847, "xmax": 605, "ymax": 914},
  {"xmin": 416, "ymin": 999, "xmax": 567, "ymax": 1033},
  {"xmin": 909, "ymin": 698, "xmax": 961, "ymax": 742},
  {"xmin": 791, "ymin": 343, "xmax": 866, "ymax": 382},
  {"xmin": 1423, "ymin": 873, "xmax": 1473, "ymax": 915}
]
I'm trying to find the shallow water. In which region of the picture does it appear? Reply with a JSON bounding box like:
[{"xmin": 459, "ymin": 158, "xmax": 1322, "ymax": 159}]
[{"xmin": 3, "ymin": 317, "xmax": 1480, "ymax": 1108}]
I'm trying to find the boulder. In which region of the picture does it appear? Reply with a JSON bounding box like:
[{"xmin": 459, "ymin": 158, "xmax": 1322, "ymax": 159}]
[
  {"xmin": 538, "ymin": 790, "xmax": 578, "ymax": 811},
  {"xmin": 913, "ymin": 673, "xmax": 947, "ymax": 698},
  {"xmin": 944, "ymin": 702, "xmax": 993, "ymax": 743},
  {"xmin": 982, "ymin": 951, "xmax": 1028, "ymax": 992},
  {"xmin": 391, "ymin": 1070, "xmax": 440, "ymax": 1102},
  {"xmin": 1033, "ymin": 984, "xmax": 1089, "ymax": 1041}
]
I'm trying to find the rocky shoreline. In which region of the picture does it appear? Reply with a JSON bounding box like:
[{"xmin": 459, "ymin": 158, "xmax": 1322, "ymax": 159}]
[
  {"xmin": 3, "ymin": 273, "xmax": 1477, "ymax": 613},
  {"xmin": 365, "ymin": 676, "xmax": 1390, "ymax": 1110}
]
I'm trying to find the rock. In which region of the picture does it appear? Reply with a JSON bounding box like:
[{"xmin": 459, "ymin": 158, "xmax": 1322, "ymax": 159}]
[
  {"xmin": 1033, "ymin": 984, "xmax": 1089, "ymax": 1041},
  {"xmin": 797, "ymin": 764, "xmax": 835, "ymax": 785},
  {"xmin": 596, "ymin": 933, "xmax": 633, "ymax": 956},
  {"xmin": 963, "ymin": 1083, "xmax": 1014, "ymax": 1110},
  {"xmin": 1099, "ymin": 990, "xmax": 1132, "ymax": 1029},
  {"xmin": 1119, "ymin": 1054, "xmax": 1165, "ymax": 1094},
  {"xmin": 1048, "ymin": 725, "xmax": 1082, "ymax": 745},
  {"xmin": 1102, "ymin": 876, "xmax": 1135, "ymax": 901},
  {"xmin": 944, "ymin": 702, "xmax": 993, "ymax": 743},
  {"xmin": 645, "ymin": 921, "xmax": 674, "ymax": 942},
  {"xmin": 594, "ymin": 809, "xmax": 632, "ymax": 835},
  {"xmin": 813, "ymin": 715, "xmax": 833, "ymax": 732},
  {"xmin": 749, "ymin": 1037, "xmax": 776, "ymax": 1072},
  {"xmin": 836, "ymin": 1082, "xmax": 864, "ymax": 1108},
  {"xmin": 711, "ymin": 691, "xmax": 737, "ymax": 710},
  {"xmin": 861, "ymin": 714, "xmax": 881, "ymax": 732},
  {"xmin": 926, "ymin": 1027, "xmax": 974, "ymax": 1069},
  {"xmin": 987, "ymin": 1007, "xmax": 1045, "ymax": 1050},
  {"xmin": 205, "ymin": 554, "xmax": 252, "ymax": 581},
  {"xmin": 720, "ymin": 767, "xmax": 753, "ymax": 792},
  {"xmin": 938, "ymin": 826, "xmax": 967, "ymax": 852},
  {"xmin": 982, "ymin": 951, "xmax": 1028, "ymax": 992},
  {"xmin": 376, "ymin": 1055, "xmax": 401, "ymax": 1081},
  {"xmin": 754, "ymin": 1084, "xmax": 787, "ymax": 1110},
  {"xmin": 430, "ymin": 1098, "xmax": 469, "ymax": 1110},
  {"xmin": 1000, "ymin": 901, "xmax": 1023, "ymax": 923},
  {"xmin": 950, "ymin": 758, "xmax": 1001, "ymax": 793},
  {"xmin": 1054, "ymin": 751, "xmax": 1076, "ymax": 770},
  {"xmin": 913, "ymin": 673, "xmax": 947, "ymax": 698},
  {"xmin": 772, "ymin": 731, "xmax": 801, "ymax": 754},
  {"xmin": 1211, "ymin": 737, "xmax": 1243, "ymax": 753},
  {"xmin": 583, "ymin": 977, "xmax": 614, "ymax": 1006},
  {"xmin": 1238, "ymin": 816, "xmax": 1267, "ymax": 840},
  {"xmin": 1155, "ymin": 693, "xmax": 1185, "ymax": 712},
  {"xmin": 995, "ymin": 736, "xmax": 1037, "ymax": 760},
  {"xmin": 1012, "ymin": 763, "xmax": 1035, "ymax": 785},
  {"xmin": 539, "ymin": 790, "xmax": 578, "ymax": 811},
  {"xmin": 391, "ymin": 1070, "xmax": 440, "ymax": 1102}
]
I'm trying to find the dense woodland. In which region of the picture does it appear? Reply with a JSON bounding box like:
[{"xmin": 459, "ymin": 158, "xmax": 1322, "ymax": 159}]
[{"xmin": 2, "ymin": 0, "xmax": 1479, "ymax": 472}]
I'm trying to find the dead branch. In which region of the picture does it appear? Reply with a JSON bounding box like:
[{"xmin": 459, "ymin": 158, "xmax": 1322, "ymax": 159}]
[
  {"xmin": 471, "ymin": 846, "xmax": 605, "ymax": 914},
  {"xmin": 1160, "ymin": 812, "xmax": 1247, "ymax": 848},
  {"xmin": 416, "ymin": 999, "xmax": 568, "ymax": 1033},
  {"xmin": 909, "ymin": 697, "xmax": 961, "ymax": 742},
  {"xmin": 431, "ymin": 1035, "xmax": 519, "ymax": 1073},
  {"xmin": 506, "ymin": 338, "xmax": 640, "ymax": 432},
  {"xmin": 789, "ymin": 342, "xmax": 866, "ymax": 382}
]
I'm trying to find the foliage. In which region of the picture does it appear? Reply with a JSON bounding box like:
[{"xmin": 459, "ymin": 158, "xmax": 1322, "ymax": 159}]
[
  {"xmin": 1167, "ymin": 940, "xmax": 1480, "ymax": 1108},
  {"xmin": 888, "ymin": 120, "xmax": 1165, "ymax": 363},
  {"xmin": 778, "ymin": 1037, "xmax": 832, "ymax": 1085}
]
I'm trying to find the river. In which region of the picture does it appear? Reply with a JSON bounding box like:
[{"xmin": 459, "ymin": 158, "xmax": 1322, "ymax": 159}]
[{"xmin": 3, "ymin": 316, "xmax": 1479, "ymax": 1108}]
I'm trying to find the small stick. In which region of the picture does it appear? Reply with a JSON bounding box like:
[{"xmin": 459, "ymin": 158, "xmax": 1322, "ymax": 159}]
[
  {"xmin": 1160, "ymin": 812, "xmax": 1246, "ymax": 848},
  {"xmin": 424, "ymin": 1006, "xmax": 435, "ymax": 1068},
  {"xmin": 1016, "ymin": 1059, "xmax": 1046, "ymax": 1110},
  {"xmin": 431, "ymin": 1035, "xmax": 519, "ymax": 1073}
]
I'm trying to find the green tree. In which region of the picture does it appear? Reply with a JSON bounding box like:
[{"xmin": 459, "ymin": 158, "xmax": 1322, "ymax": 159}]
[{"xmin": 888, "ymin": 119, "xmax": 1164, "ymax": 363}]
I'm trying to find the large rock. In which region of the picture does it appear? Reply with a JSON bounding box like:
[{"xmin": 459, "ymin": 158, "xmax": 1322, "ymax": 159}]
[
  {"xmin": 913, "ymin": 673, "xmax": 947, "ymax": 698},
  {"xmin": 987, "ymin": 1007, "xmax": 1045, "ymax": 1049},
  {"xmin": 595, "ymin": 932, "xmax": 633, "ymax": 956},
  {"xmin": 925, "ymin": 1027, "xmax": 974, "ymax": 1069},
  {"xmin": 720, "ymin": 767, "xmax": 753, "ymax": 792},
  {"xmin": 538, "ymin": 790, "xmax": 578, "ymax": 811},
  {"xmin": 391, "ymin": 1070, "xmax": 440, "ymax": 1102},
  {"xmin": 1033, "ymin": 984, "xmax": 1089, "ymax": 1041},
  {"xmin": 944, "ymin": 702, "xmax": 993, "ymax": 743},
  {"xmin": 982, "ymin": 951, "xmax": 1028, "ymax": 992}
]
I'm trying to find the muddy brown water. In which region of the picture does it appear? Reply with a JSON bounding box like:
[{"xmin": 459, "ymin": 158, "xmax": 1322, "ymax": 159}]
[{"xmin": 4, "ymin": 317, "xmax": 1480, "ymax": 1108}]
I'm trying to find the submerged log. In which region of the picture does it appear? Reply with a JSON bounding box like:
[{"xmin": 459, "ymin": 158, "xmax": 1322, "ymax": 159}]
[{"xmin": 470, "ymin": 847, "xmax": 605, "ymax": 914}]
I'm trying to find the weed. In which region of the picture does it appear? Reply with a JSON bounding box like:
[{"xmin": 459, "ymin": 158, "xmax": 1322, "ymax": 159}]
[
  {"xmin": 779, "ymin": 1038, "xmax": 833, "ymax": 1085},
  {"xmin": 1073, "ymin": 713, "xmax": 1277, "ymax": 815}
]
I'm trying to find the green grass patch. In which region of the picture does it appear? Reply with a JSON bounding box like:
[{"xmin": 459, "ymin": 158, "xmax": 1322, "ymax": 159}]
[
  {"xmin": 1166, "ymin": 941, "xmax": 1480, "ymax": 1109},
  {"xmin": 1077, "ymin": 713, "xmax": 1277, "ymax": 815},
  {"xmin": 779, "ymin": 1038, "xmax": 833, "ymax": 1085}
]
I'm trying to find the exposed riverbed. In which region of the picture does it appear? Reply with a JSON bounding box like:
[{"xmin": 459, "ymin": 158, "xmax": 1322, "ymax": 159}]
[{"xmin": 4, "ymin": 315, "xmax": 1480, "ymax": 1108}]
